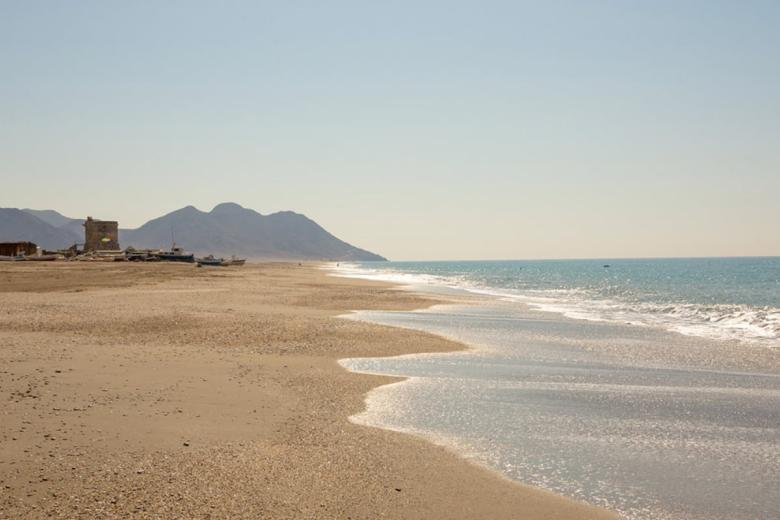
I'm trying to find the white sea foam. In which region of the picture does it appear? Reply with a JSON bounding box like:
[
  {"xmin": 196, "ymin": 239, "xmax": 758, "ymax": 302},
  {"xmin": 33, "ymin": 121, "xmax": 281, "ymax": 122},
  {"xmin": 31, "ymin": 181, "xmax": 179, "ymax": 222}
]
[
  {"xmin": 326, "ymin": 263, "xmax": 780, "ymax": 347},
  {"xmin": 325, "ymin": 262, "xmax": 452, "ymax": 286},
  {"xmin": 523, "ymin": 297, "xmax": 780, "ymax": 345},
  {"xmin": 335, "ymin": 261, "xmax": 780, "ymax": 520}
]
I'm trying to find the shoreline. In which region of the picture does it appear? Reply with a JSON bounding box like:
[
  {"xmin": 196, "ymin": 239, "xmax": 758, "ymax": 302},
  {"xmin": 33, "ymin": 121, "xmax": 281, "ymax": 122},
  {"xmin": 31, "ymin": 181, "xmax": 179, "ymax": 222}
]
[
  {"xmin": 330, "ymin": 260, "xmax": 780, "ymax": 350},
  {"xmin": 330, "ymin": 264, "xmax": 780, "ymax": 375},
  {"xmin": 0, "ymin": 262, "xmax": 616, "ymax": 519},
  {"xmin": 330, "ymin": 266, "xmax": 780, "ymax": 519}
]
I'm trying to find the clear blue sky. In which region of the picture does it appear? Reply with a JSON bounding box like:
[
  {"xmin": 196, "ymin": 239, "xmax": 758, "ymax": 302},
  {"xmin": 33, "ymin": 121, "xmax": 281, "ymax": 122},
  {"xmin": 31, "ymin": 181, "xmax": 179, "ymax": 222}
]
[{"xmin": 2, "ymin": 1, "xmax": 778, "ymax": 260}]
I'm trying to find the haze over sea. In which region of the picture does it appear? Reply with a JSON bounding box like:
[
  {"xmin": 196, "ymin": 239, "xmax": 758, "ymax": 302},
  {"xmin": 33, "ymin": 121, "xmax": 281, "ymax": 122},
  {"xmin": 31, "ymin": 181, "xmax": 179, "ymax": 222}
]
[{"xmin": 334, "ymin": 258, "xmax": 780, "ymax": 520}]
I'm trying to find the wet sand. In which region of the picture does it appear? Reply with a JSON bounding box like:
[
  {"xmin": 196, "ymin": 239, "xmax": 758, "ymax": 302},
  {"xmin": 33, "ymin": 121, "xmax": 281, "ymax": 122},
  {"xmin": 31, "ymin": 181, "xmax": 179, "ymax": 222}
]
[{"xmin": 0, "ymin": 262, "xmax": 616, "ymax": 519}]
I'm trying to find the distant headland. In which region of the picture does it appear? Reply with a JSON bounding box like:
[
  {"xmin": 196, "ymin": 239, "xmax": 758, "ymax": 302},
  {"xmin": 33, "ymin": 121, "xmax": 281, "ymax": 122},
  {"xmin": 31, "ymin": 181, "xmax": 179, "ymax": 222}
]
[{"xmin": 0, "ymin": 203, "xmax": 386, "ymax": 261}]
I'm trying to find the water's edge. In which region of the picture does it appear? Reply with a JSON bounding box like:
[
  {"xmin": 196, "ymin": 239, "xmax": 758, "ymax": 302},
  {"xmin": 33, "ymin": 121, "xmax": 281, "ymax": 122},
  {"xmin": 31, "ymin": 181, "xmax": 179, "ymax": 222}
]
[
  {"xmin": 327, "ymin": 263, "xmax": 780, "ymax": 520},
  {"xmin": 329, "ymin": 271, "xmax": 625, "ymax": 516}
]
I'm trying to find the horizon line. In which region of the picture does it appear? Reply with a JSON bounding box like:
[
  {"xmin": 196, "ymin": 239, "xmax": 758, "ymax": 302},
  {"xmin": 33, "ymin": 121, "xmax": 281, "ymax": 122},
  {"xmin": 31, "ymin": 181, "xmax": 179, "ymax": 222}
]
[{"xmin": 373, "ymin": 255, "xmax": 780, "ymax": 263}]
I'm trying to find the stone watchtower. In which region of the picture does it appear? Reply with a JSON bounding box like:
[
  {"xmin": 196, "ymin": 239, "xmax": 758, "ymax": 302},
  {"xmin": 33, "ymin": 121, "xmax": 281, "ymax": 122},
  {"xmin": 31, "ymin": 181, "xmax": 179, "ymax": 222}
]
[{"xmin": 84, "ymin": 217, "xmax": 120, "ymax": 251}]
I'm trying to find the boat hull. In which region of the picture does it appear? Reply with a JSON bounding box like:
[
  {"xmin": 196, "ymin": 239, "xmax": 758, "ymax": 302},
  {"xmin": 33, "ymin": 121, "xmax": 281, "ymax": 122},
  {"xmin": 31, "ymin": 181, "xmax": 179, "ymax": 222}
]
[{"xmin": 154, "ymin": 253, "xmax": 195, "ymax": 263}]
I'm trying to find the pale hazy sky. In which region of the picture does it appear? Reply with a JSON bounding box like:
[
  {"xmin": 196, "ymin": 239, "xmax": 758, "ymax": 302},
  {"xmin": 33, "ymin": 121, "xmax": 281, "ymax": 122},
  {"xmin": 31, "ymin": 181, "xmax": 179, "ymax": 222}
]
[{"xmin": 2, "ymin": 1, "xmax": 778, "ymax": 260}]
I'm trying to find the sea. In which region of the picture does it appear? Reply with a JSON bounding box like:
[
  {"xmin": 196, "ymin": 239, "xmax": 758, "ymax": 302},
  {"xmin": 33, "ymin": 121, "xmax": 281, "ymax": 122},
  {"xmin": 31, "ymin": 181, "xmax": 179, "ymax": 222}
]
[{"xmin": 331, "ymin": 258, "xmax": 780, "ymax": 520}]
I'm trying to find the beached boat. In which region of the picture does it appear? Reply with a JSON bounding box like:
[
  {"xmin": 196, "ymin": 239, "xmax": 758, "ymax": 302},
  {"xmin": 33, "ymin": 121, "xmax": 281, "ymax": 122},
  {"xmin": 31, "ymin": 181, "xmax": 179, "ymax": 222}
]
[
  {"xmin": 227, "ymin": 256, "xmax": 246, "ymax": 266},
  {"xmin": 154, "ymin": 246, "xmax": 195, "ymax": 263},
  {"xmin": 125, "ymin": 252, "xmax": 148, "ymax": 262},
  {"xmin": 196, "ymin": 255, "xmax": 246, "ymax": 267},
  {"xmin": 156, "ymin": 252, "xmax": 194, "ymax": 262},
  {"xmin": 196, "ymin": 255, "xmax": 226, "ymax": 266},
  {"xmin": 0, "ymin": 254, "xmax": 57, "ymax": 261}
]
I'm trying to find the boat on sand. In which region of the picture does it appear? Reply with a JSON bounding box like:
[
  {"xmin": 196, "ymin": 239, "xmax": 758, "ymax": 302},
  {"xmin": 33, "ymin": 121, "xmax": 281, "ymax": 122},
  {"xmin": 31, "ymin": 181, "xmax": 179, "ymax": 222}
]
[
  {"xmin": 153, "ymin": 246, "xmax": 195, "ymax": 263},
  {"xmin": 196, "ymin": 255, "xmax": 225, "ymax": 267},
  {"xmin": 25, "ymin": 255, "xmax": 59, "ymax": 261},
  {"xmin": 196, "ymin": 255, "xmax": 246, "ymax": 267},
  {"xmin": 226, "ymin": 256, "xmax": 246, "ymax": 266}
]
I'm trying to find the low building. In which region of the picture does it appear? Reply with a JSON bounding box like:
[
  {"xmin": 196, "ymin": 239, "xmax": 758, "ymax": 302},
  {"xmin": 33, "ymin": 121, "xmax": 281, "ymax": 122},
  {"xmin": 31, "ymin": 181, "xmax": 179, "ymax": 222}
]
[
  {"xmin": 0, "ymin": 241, "xmax": 38, "ymax": 257},
  {"xmin": 84, "ymin": 217, "xmax": 120, "ymax": 251}
]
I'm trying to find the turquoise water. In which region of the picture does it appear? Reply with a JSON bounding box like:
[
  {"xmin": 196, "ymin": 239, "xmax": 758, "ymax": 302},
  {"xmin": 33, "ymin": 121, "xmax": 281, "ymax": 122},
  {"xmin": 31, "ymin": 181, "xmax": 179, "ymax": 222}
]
[
  {"xmin": 333, "ymin": 258, "xmax": 780, "ymax": 520},
  {"xmin": 337, "ymin": 257, "xmax": 780, "ymax": 345}
]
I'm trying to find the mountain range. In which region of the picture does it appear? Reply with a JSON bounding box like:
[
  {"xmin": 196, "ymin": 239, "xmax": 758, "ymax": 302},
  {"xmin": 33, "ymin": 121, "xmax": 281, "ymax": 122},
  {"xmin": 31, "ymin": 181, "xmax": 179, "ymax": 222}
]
[{"xmin": 0, "ymin": 203, "xmax": 385, "ymax": 261}]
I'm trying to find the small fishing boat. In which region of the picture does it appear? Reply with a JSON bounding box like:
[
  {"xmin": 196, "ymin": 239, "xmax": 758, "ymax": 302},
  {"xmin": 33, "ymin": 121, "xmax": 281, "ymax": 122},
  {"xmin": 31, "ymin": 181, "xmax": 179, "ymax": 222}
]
[
  {"xmin": 154, "ymin": 246, "xmax": 195, "ymax": 263},
  {"xmin": 154, "ymin": 230, "xmax": 196, "ymax": 263},
  {"xmin": 125, "ymin": 252, "xmax": 149, "ymax": 262},
  {"xmin": 0, "ymin": 255, "xmax": 20, "ymax": 262},
  {"xmin": 196, "ymin": 255, "xmax": 225, "ymax": 266},
  {"xmin": 25, "ymin": 255, "xmax": 58, "ymax": 261},
  {"xmin": 226, "ymin": 255, "xmax": 246, "ymax": 266}
]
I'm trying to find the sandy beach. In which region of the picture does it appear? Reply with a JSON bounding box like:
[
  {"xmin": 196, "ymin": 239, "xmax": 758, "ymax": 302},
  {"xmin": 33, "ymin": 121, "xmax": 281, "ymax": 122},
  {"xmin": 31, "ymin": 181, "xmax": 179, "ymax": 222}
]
[{"xmin": 0, "ymin": 262, "xmax": 616, "ymax": 519}]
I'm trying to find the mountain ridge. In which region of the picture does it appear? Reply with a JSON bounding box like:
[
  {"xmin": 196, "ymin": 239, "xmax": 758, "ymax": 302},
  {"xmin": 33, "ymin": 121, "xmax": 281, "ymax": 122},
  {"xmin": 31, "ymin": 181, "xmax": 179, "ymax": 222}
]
[
  {"xmin": 0, "ymin": 208, "xmax": 82, "ymax": 249},
  {"xmin": 0, "ymin": 204, "xmax": 385, "ymax": 261}
]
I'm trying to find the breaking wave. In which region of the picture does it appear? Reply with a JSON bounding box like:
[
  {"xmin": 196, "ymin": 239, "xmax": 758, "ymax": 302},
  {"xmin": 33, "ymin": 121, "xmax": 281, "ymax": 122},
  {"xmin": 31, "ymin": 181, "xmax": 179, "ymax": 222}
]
[{"xmin": 328, "ymin": 262, "xmax": 780, "ymax": 347}]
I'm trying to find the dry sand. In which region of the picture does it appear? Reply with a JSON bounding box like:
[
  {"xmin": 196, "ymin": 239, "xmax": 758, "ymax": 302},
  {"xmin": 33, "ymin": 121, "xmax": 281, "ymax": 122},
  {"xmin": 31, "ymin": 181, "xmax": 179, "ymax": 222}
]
[{"xmin": 0, "ymin": 262, "xmax": 617, "ymax": 519}]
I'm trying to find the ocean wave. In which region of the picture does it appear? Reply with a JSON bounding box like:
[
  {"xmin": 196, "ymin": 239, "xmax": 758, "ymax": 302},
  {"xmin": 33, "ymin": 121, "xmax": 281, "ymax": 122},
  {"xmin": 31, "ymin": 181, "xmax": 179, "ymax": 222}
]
[
  {"xmin": 327, "ymin": 263, "xmax": 780, "ymax": 348},
  {"xmin": 525, "ymin": 298, "xmax": 780, "ymax": 345},
  {"xmin": 324, "ymin": 262, "xmax": 456, "ymax": 286}
]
